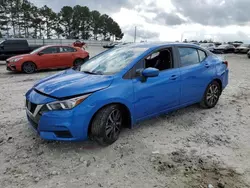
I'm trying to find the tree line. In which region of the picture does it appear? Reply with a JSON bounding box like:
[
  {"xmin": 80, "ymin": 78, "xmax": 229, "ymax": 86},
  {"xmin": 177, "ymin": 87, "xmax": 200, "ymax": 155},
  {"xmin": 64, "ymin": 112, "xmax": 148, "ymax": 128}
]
[{"xmin": 0, "ymin": 0, "xmax": 124, "ymax": 40}]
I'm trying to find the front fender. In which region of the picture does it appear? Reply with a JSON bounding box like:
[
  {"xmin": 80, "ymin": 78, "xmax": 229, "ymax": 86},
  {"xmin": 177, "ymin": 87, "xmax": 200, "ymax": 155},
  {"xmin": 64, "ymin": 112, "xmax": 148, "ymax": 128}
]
[{"xmin": 82, "ymin": 79, "xmax": 135, "ymax": 128}]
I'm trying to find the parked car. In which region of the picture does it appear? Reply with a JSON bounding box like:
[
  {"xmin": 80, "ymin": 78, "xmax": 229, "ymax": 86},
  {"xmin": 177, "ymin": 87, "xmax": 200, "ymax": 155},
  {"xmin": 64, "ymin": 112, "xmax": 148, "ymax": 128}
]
[
  {"xmin": 6, "ymin": 45, "xmax": 89, "ymax": 73},
  {"xmin": 247, "ymin": 50, "xmax": 250, "ymax": 58},
  {"xmin": 213, "ymin": 44, "xmax": 235, "ymax": 54},
  {"xmin": 25, "ymin": 42, "xmax": 229, "ymax": 145},
  {"xmin": 200, "ymin": 43, "xmax": 216, "ymax": 52},
  {"xmin": 235, "ymin": 44, "xmax": 250, "ymax": 54},
  {"xmin": 0, "ymin": 39, "xmax": 42, "ymax": 60},
  {"xmin": 103, "ymin": 42, "xmax": 119, "ymax": 48},
  {"xmin": 214, "ymin": 42, "xmax": 222, "ymax": 47}
]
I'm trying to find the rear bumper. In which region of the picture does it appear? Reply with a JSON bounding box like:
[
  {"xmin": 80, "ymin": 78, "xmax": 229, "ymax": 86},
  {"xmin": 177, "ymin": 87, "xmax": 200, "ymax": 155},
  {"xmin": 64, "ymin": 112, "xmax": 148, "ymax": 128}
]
[{"xmin": 222, "ymin": 69, "xmax": 229, "ymax": 90}]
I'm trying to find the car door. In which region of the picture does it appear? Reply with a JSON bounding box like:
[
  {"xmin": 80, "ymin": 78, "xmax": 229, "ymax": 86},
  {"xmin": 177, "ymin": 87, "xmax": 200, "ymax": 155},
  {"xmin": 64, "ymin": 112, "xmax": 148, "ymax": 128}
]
[
  {"xmin": 132, "ymin": 47, "xmax": 181, "ymax": 120},
  {"xmin": 177, "ymin": 46, "xmax": 215, "ymax": 104},
  {"xmin": 58, "ymin": 46, "xmax": 76, "ymax": 67},
  {"xmin": 36, "ymin": 46, "xmax": 60, "ymax": 69}
]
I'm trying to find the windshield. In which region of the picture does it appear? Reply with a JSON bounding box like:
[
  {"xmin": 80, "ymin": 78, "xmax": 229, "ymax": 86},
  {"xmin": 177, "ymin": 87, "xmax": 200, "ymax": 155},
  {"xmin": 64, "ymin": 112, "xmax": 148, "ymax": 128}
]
[
  {"xmin": 80, "ymin": 46, "xmax": 148, "ymax": 75},
  {"xmin": 30, "ymin": 46, "xmax": 46, "ymax": 54}
]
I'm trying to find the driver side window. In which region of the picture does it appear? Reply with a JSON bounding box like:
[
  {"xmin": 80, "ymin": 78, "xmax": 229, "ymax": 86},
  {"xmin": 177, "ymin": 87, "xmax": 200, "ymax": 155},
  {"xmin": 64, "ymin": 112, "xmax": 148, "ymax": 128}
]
[
  {"xmin": 145, "ymin": 48, "xmax": 173, "ymax": 71},
  {"xmin": 41, "ymin": 47, "xmax": 59, "ymax": 54},
  {"xmin": 123, "ymin": 47, "xmax": 174, "ymax": 79}
]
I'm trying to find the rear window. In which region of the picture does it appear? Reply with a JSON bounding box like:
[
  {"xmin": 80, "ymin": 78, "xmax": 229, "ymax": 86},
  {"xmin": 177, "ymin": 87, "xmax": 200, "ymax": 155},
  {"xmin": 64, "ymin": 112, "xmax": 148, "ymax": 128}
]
[
  {"xmin": 5, "ymin": 40, "xmax": 27, "ymax": 45},
  {"xmin": 178, "ymin": 47, "xmax": 199, "ymax": 67}
]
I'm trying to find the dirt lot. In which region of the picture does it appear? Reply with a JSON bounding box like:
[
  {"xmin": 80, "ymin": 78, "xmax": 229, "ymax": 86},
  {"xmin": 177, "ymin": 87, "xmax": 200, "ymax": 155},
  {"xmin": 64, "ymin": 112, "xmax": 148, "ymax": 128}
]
[{"xmin": 1, "ymin": 48, "xmax": 250, "ymax": 188}]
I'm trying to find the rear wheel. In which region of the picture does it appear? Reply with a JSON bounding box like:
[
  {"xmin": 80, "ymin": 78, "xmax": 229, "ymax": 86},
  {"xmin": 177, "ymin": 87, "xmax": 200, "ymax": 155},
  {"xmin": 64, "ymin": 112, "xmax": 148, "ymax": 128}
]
[
  {"xmin": 22, "ymin": 62, "xmax": 36, "ymax": 74},
  {"xmin": 200, "ymin": 81, "xmax": 221, "ymax": 108},
  {"xmin": 73, "ymin": 57, "xmax": 89, "ymax": 68},
  {"xmin": 90, "ymin": 105, "xmax": 123, "ymax": 146}
]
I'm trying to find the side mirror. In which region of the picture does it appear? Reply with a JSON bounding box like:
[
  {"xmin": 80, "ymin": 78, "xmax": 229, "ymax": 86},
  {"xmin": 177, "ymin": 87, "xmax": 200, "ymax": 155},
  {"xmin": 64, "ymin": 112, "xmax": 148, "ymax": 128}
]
[
  {"xmin": 142, "ymin": 67, "xmax": 159, "ymax": 78},
  {"xmin": 38, "ymin": 52, "xmax": 44, "ymax": 56},
  {"xmin": 0, "ymin": 44, "xmax": 4, "ymax": 49}
]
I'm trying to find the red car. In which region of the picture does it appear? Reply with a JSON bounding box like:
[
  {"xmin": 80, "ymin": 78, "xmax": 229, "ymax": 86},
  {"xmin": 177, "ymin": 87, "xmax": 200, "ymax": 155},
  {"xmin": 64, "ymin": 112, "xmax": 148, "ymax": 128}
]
[{"xmin": 6, "ymin": 45, "xmax": 89, "ymax": 73}]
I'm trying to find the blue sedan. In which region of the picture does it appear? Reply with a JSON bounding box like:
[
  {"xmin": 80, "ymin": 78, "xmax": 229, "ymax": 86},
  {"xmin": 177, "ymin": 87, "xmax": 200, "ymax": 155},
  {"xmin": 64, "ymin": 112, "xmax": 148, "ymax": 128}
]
[{"xmin": 25, "ymin": 42, "xmax": 229, "ymax": 145}]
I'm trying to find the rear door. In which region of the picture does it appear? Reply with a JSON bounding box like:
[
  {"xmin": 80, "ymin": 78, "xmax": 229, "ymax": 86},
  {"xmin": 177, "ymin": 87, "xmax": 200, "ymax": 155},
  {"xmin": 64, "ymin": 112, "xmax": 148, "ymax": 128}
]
[
  {"xmin": 58, "ymin": 46, "xmax": 76, "ymax": 67},
  {"xmin": 177, "ymin": 46, "xmax": 215, "ymax": 104},
  {"xmin": 36, "ymin": 46, "xmax": 60, "ymax": 69}
]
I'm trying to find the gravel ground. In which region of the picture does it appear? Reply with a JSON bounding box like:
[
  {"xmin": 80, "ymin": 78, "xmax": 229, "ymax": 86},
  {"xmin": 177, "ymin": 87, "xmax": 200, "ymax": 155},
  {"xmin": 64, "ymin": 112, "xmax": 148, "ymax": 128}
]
[{"xmin": 1, "ymin": 49, "xmax": 250, "ymax": 188}]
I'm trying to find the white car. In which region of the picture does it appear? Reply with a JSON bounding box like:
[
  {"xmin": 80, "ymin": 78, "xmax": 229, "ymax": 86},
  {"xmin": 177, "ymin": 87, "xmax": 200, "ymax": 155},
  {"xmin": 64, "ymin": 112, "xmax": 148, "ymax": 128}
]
[{"xmin": 200, "ymin": 43, "xmax": 216, "ymax": 52}]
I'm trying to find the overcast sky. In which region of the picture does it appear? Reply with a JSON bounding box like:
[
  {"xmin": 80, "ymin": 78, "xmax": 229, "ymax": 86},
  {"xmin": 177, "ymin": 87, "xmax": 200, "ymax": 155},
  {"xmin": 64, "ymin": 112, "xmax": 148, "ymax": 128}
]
[{"xmin": 30, "ymin": 0, "xmax": 250, "ymax": 42}]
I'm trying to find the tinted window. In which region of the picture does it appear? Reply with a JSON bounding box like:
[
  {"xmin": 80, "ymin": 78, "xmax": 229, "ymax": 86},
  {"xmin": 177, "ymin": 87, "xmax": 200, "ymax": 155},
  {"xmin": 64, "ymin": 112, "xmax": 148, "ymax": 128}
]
[
  {"xmin": 178, "ymin": 47, "xmax": 199, "ymax": 67},
  {"xmin": 198, "ymin": 50, "xmax": 206, "ymax": 62},
  {"xmin": 41, "ymin": 47, "xmax": 58, "ymax": 54},
  {"xmin": 59, "ymin": 46, "xmax": 76, "ymax": 53}
]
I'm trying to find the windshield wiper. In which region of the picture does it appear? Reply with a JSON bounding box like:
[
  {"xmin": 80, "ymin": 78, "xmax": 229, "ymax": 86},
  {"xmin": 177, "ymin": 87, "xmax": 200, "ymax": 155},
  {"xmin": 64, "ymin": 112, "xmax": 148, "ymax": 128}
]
[{"xmin": 83, "ymin": 71, "xmax": 103, "ymax": 75}]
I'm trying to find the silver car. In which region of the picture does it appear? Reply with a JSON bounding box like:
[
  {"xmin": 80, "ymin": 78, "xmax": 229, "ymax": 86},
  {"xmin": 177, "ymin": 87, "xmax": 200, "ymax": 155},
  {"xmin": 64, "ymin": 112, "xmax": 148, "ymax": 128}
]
[{"xmin": 200, "ymin": 43, "xmax": 216, "ymax": 52}]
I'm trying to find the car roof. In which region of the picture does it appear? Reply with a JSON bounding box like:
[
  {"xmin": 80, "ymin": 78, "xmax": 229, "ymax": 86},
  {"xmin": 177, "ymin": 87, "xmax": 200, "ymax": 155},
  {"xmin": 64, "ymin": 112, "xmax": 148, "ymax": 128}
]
[
  {"xmin": 124, "ymin": 42, "xmax": 200, "ymax": 50},
  {"xmin": 44, "ymin": 44, "xmax": 76, "ymax": 48}
]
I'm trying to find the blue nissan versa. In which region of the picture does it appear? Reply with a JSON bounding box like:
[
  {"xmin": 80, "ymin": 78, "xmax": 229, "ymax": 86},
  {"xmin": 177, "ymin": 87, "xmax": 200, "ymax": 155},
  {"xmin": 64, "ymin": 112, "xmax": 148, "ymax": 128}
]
[{"xmin": 25, "ymin": 43, "xmax": 229, "ymax": 145}]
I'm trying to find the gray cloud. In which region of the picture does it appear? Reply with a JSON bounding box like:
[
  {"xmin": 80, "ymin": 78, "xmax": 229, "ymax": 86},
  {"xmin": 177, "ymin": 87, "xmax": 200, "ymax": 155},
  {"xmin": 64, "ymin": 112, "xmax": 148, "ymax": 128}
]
[
  {"xmin": 123, "ymin": 25, "xmax": 160, "ymax": 41},
  {"xmin": 155, "ymin": 12, "xmax": 186, "ymax": 25},
  {"xmin": 136, "ymin": 2, "xmax": 186, "ymax": 26},
  {"xmin": 171, "ymin": 0, "xmax": 250, "ymax": 26}
]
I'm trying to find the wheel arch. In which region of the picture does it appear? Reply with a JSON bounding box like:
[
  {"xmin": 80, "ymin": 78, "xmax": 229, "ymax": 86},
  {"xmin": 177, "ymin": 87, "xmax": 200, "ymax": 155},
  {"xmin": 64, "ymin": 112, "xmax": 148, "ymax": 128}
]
[
  {"xmin": 21, "ymin": 61, "xmax": 38, "ymax": 72},
  {"xmin": 87, "ymin": 102, "xmax": 133, "ymax": 137},
  {"xmin": 213, "ymin": 78, "xmax": 222, "ymax": 92}
]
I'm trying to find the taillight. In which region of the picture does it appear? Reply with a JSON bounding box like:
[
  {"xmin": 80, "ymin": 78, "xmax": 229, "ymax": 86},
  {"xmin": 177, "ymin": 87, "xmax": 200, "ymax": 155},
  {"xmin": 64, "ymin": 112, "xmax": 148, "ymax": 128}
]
[{"xmin": 223, "ymin": 61, "xmax": 228, "ymax": 68}]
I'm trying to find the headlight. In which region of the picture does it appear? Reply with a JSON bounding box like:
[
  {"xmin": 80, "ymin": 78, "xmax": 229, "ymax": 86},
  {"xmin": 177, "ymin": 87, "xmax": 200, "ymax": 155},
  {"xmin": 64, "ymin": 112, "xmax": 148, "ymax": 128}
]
[
  {"xmin": 46, "ymin": 94, "xmax": 91, "ymax": 111},
  {"xmin": 10, "ymin": 57, "xmax": 23, "ymax": 62}
]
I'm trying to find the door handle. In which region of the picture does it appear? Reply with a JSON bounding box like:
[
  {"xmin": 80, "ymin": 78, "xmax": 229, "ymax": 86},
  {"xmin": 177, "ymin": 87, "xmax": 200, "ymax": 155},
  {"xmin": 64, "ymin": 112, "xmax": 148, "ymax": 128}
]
[
  {"xmin": 170, "ymin": 75, "xmax": 178, "ymax": 80},
  {"xmin": 205, "ymin": 63, "xmax": 210, "ymax": 68}
]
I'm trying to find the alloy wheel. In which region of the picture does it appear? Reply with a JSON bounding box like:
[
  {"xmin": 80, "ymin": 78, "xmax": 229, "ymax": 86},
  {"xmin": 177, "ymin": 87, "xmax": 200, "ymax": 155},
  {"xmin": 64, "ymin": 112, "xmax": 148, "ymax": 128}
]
[
  {"xmin": 206, "ymin": 84, "xmax": 220, "ymax": 106},
  {"xmin": 105, "ymin": 109, "xmax": 122, "ymax": 140},
  {"xmin": 23, "ymin": 63, "xmax": 35, "ymax": 73}
]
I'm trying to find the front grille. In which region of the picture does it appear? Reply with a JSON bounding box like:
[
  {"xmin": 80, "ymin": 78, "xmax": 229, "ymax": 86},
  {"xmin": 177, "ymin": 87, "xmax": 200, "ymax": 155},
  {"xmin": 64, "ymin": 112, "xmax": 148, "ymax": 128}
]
[
  {"xmin": 27, "ymin": 115, "xmax": 38, "ymax": 130},
  {"xmin": 26, "ymin": 100, "xmax": 37, "ymax": 114}
]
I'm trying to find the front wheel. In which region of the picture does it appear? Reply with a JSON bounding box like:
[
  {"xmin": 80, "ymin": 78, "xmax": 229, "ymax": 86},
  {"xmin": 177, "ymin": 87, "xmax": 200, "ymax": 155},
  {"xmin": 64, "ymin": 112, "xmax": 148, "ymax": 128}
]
[
  {"xmin": 90, "ymin": 105, "xmax": 123, "ymax": 146},
  {"xmin": 22, "ymin": 62, "xmax": 36, "ymax": 74},
  {"xmin": 200, "ymin": 81, "xmax": 221, "ymax": 108}
]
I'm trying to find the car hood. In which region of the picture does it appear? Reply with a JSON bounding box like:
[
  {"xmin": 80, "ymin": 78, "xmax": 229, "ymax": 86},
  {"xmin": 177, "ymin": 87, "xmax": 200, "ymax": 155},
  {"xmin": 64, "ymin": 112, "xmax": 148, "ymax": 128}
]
[
  {"xmin": 34, "ymin": 69, "xmax": 114, "ymax": 98},
  {"xmin": 7, "ymin": 54, "xmax": 31, "ymax": 61}
]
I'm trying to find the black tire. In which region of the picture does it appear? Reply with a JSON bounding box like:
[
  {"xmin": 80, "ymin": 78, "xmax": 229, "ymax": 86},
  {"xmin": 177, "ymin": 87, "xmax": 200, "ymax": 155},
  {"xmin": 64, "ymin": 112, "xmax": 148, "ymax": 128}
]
[
  {"xmin": 200, "ymin": 81, "xmax": 221, "ymax": 109},
  {"xmin": 22, "ymin": 62, "xmax": 36, "ymax": 74},
  {"xmin": 90, "ymin": 104, "xmax": 123, "ymax": 146},
  {"xmin": 73, "ymin": 57, "xmax": 89, "ymax": 68}
]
